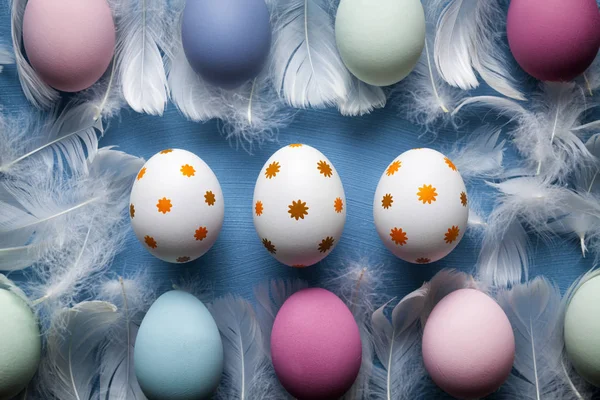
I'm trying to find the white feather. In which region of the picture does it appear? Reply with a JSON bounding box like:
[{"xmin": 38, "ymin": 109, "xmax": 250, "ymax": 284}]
[
  {"xmin": 496, "ymin": 277, "xmax": 579, "ymax": 399},
  {"xmin": 0, "ymin": 44, "xmax": 14, "ymax": 73},
  {"xmin": 449, "ymin": 126, "xmax": 506, "ymax": 181},
  {"xmin": 210, "ymin": 295, "xmax": 270, "ymax": 400},
  {"xmin": 580, "ymin": 53, "xmax": 600, "ymax": 96},
  {"xmin": 39, "ymin": 301, "xmax": 120, "ymax": 400},
  {"xmin": 10, "ymin": 0, "xmax": 60, "ymax": 109},
  {"xmin": 271, "ymin": 0, "xmax": 350, "ymax": 108},
  {"xmin": 434, "ymin": 0, "xmax": 525, "ymax": 100},
  {"xmin": 114, "ymin": 0, "xmax": 171, "ymax": 115},
  {"xmin": 337, "ymin": 78, "xmax": 386, "ymax": 117}
]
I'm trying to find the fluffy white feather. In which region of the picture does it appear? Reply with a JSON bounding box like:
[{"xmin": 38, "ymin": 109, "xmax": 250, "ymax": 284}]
[
  {"xmin": 0, "ymin": 44, "xmax": 14, "ymax": 73},
  {"xmin": 434, "ymin": 0, "xmax": 525, "ymax": 100},
  {"xmin": 448, "ymin": 126, "xmax": 506, "ymax": 181},
  {"xmin": 496, "ymin": 277, "xmax": 581, "ymax": 399},
  {"xmin": 337, "ymin": 77, "xmax": 386, "ymax": 117},
  {"xmin": 210, "ymin": 294, "xmax": 271, "ymax": 400},
  {"xmin": 113, "ymin": 0, "xmax": 172, "ymax": 115},
  {"xmin": 580, "ymin": 53, "xmax": 600, "ymax": 96},
  {"xmin": 10, "ymin": 0, "xmax": 60, "ymax": 109},
  {"xmin": 271, "ymin": 0, "xmax": 350, "ymax": 108},
  {"xmin": 39, "ymin": 301, "xmax": 120, "ymax": 400}
]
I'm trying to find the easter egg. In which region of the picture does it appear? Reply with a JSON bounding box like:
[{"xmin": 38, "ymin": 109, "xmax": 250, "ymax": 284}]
[
  {"xmin": 507, "ymin": 0, "xmax": 600, "ymax": 82},
  {"xmin": 564, "ymin": 274, "xmax": 600, "ymax": 387},
  {"xmin": 22, "ymin": 0, "xmax": 116, "ymax": 92},
  {"xmin": 182, "ymin": 0, "xmax": 272, "ymax": 89},
  {"xmin": 253, "ymin": 144, "xmax": 346, "ymax": 268},
  {"xmin": 373, "ymin": 148, "xmax": 468, "ymax": 264},
  {"xmin": 0, "ymin": 289, "xmax": 41, "ymax": 400},
  {"xmin": 422, "ymin": 289, "xmax": 515, "ymax": 399},
  {"xmin": 335, "ymin": 0, "xmax": 425, "ymax": 86},
  {"xmin": 134, "ymin": 291, "xmax": 224, "ymax": 400},
  {"xmin": 271, "ymin": 288, "xmax": 362, "ymax": 400},
  {"xmin": 130, "ymin": 149, "xmax": 224, "ymax": 264}
]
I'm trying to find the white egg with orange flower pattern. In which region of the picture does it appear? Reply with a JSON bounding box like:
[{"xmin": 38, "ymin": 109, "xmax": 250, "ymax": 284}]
[
  {"xmin": 253, "ymin": 144, "xmax": 346, "ymax": 267},
  {"xmin": 129, "ymin": 149, "xmax": 224, "ymax": 263},
  {"xmin": 373, "ymin": 148, "xmax": 468, "ymax": 264}
]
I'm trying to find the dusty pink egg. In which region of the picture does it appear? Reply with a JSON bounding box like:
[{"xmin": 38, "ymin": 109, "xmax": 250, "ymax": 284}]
[
  {"xmin": 271, "ymin": 288, "xmax": 362, "ymax": 400},
  {"xmin": 422, "ymin": 289, "xmax": 515, "ymax": 399},
  {"xmin": 23, "ymin": 0, "xmax": 116, "ymax": 93},
  {"xmin": 507, "ymin": 0, "xmax": 600, "ymax": 82}
]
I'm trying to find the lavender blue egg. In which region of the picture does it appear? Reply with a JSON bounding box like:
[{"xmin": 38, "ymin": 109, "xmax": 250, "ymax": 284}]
[
  {"xmin": 134, "ymin": 291, "xmax": 223, "ymax": 400},
  {"xmin": 181, "ymin": 0, "xmax": 272, "ymax": 89}
]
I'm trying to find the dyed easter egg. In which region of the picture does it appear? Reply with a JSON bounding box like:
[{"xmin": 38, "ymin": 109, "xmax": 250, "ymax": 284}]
[
  {"xmin": 564, "ymin": 274, "xmax": 600, "ymax": 387},
  {"xmin": 134, "ymin": 291, "xmax": 223, "ymax": 400},
  {"xmin": 507, "ymin": 0, "xmax": 600, "ymax": 81},
  {"xmin": 130, "ymin": 149, "xmax": 224, "ymax": 264},
  {"xmin": 373, "ymin": 148, "xmax": 468, "ymax": 264},
  {"xmin": 182, "ymin": 0, "xmax": 272, "ymax": 89},
  {"xmin": 0, "ymin": 289, "xmax": 41, "ymax": 400},
  {"xmin": 253, "ymin": 144, "xmax": 346, "ymax": 268},
  {"xmin": 22, "ymin": 0, "xmax": 116, "ymax": 92},
  {"xmin": 335, "ymin": 0, "xmax": 425, "ymax": 86},
  {"xmin": 422, "ymin": 289, "xmax": 515, "ymax": 399},
  {"xmin": 271, "ymin": 288, "xmax": 362, "ymax": 400}
]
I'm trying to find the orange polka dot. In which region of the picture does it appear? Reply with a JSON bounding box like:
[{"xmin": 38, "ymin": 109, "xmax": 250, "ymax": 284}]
[
  {"xmin": 137, "ymin": 167, "xmax": 146, "ymax": 180},
  {"xmin": 382, "ymin": 194, "xmax": 393, "ymax": 209},
  {"xmin": 144, "ymin": 236, "xmax": 157, "ymax": 249},
  {"xmin": 334, "ymin": 197, "xmax": 343, "ymax": 213},
  {"xmin": 130, "ymin": 204, "xmax": 135, "ymax": 218},
  {"xmin": 265, "ymin": 162, "xmax": 280, "ymax": 179},
  {"xmin": 460, "ymin": 192, "xmax": 468, "ymax": 207},
  {"xmin": 444, "ymin": 157, "xmax": 457, "ymax": 171},
  {"xmin": 176, "ymin": 256, "xmax": 191, "ymax": 263},
  {"xmin": 390, "ymin": 228, "xmax": 408, "ymax": 246},
  {"xmin": 444, "ymin": 226, "xmax": 460, "ymax": 244},
  {"xmin": 317, "ymin": 161, "xmax": 333, "ymax": 178},
  {"xmin": 194, "ymin": 227, "xmax": 208, "ymax": 241},
  {"xmin": 160, "ymin": 149, "xmax": 173, "ymax": 154},
  {"xmin": 181, "ymin": 164, "xmax": 195, "ymax": 177},
  {"xmin": 417, "ymin": 185, "xmax": 438, "ymax": 204},
  {"xmin": 157, "ymin": 198, "xmax": 172, "ymax": 214},
  {"xmin": 288, "ymin": 200, "xmax": 309, "ymax": 220},
  {"xmin": 289, "ymin": 144, "xmax": 303, "ymax": 148},
  {"xmin": 262, "ymin": 238, "xmax": 276, "ymax": 254},
  {"xmin": 386, "ymin": 160, "xmax": 401, "ymax": 176},
  {"xmin": 205, "ymin": 191, "xmax": 216, "ymax": 206},
  {"xmin": 318, "ymin": 237, "xmax": 335, "ymax": 253},
  {"xmin": 255, "ymin": 201, "xmax": 263, "ymax": 216}
]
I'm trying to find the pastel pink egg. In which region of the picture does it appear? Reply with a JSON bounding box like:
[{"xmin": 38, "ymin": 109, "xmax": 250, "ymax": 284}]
[
  {"xmin": 507, "ymin": 0, "xmax": 600, "ymax": 82},
  {"xmin": 23, "ymin": 0, "xmax": 116, "ymax": 93},
  {"xmin": 271, "ymin": 288, "xmax": 362, "ymax": 400},
  {"xmin": 422, "ymin": 289, "xmax": 515, "ymax": 399}
]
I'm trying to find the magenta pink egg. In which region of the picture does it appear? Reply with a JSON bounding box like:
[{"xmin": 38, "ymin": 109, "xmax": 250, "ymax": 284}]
[
  {"xmin": 422, "ymin": 289, "xmax": 515, "ymax": 400},
  {"xmin": 23, "ymin": 0, "xmax": 116, "ymax": 93},
  {"xmin": 507, "ymin": 0, "xmax": 600, "ymax": 82},
  {"xmin": 271, "ymin": 288, "xmax": 362, "ymax": 400}
]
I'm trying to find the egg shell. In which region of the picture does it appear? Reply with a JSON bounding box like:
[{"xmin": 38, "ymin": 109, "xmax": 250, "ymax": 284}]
[
  {"xmin": 0, "ymin": 290, "xmax": 41, "ymax": 400},
  {"xmin": 22, "ymin": 0, "xmax": 116, "ymax": 92},
  {"xmin": 253, "ymin": 144, "xmax": 346, "ymax": 267},
  {"xmin": 422, "ymin": 289, "xmax": 515, "ymax": 399},
  {"xmin": 373, "ymin": 148, "xmax": 468, "ymax": 264},
  {"xmin": 564, "ymin": 274, "xmax": 600, "ymax": 387},
  {"xmin": 507, "ymin": 0, "xmax": 600, "ymax": 82},
  {"xmin": 271, "ymin": 288, "xmax": 362, "ymax": 400},
  {"xmin": 130, "ymin": 149, "xmax": 224, "ymax": 264},
  {"xmin": 134, "ymin": 291, "xmax": 224, "ymax": 400},
  {"xmin": 182, "ymin": 0, "xmax": 272, "ymax": 89},
  {"xmin": 335, "ymin": 0, "xmax": 425, "ymax": 86}
]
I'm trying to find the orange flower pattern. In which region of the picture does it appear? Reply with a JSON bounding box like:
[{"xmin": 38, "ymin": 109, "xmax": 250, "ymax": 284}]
[
  {"xmin": 318, "ymin": 237, "xmax": 335, "ymax": 253},
  {"xmin": 382, "ymin": 194, "xmax": 393, "ymax": 209},
  {"xmin": 417, "ymin": 185, "xmax": 438, "ymax": 204},
  {"xmin": 255, "ymin": 201, "xmax": 263, "ymax": 216},
  {"xmin": 160, "ymin": 149, "xmax": 173, "ymax": 154},
  {"xmin": 157, "ymin": 197, "xmax": 172, "ymax": 214},
  {"xmin": 205, "ymin": 191, "xmax": 216, "ymax": 206},
  {"xmin": 195, "ymin": 227, "xmax": 208, "ymax": 241},
  {"xmin": 317, "ymin": 160, "xmax": 333, "ymax": 178},
  {"xmin": 181, "ymin": 164, "xmax": 196, "ymax": 177},
  {"xmin": 289, "ymin": 144, "xmax": 303, "ymax": 148},
  {"xmin": 390, "ymin": 228, "xmax": 408, "ymax": 246},
  {"xmin": 262, "ymin": 238, "xmax": 276, "ymax": 254},
  {"xmin": 444, "ymin": 157, "xmax": 457, "ymax": 171},
  {"xmin": 144, "ymin": 236, "xmax": 157, "ymax": 249},
  {"xmin": 386, "ymin": 160, "xmax": 401, "ymax": 176},
  {"xmin": 176, "ymin": 256, "xmax": 190, "ymax": 263},
  {"xmin": 416, "ymin": 258, "xmax": 431, "ymax": 264},
  {"xmin": 130, "ymin": 204, "xmax": 135, "ymax": 218},
  {"xmin": 265, "ymin": 162, "xmax": 280, "ymax": 179},
  {"xmin": 445, "ymin": 226, "xmax": 460, "ymax": 244},
  {"xmin": 288, "ymin": 200, "xmax": 309, "ymax": 220},
  {"xmin": 460, "ymin": 191, "xmax": 468, "ymax": 207},
  {"xmin": 137, "ymin": 167, "xmax": 146, "ymax": 180},
  {"xmin": 334, "ymin": 197, "xmax": 344, "ymax": 213}
]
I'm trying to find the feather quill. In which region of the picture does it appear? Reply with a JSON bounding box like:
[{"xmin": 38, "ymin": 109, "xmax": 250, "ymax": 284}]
[
  {"xmin": 39, "ymin": 301, "xmax": 120, "ymax": 400},
  {"xmin": 271, "ymin": 0, "xmax": 350, "ymax": 108},
  {"xmin": 10, "ymin": 0, "xmax": 60, "ymax": 109},
  {"xmin": 434, "ymin": 0, "xmax": 525, "ymax": 100}
]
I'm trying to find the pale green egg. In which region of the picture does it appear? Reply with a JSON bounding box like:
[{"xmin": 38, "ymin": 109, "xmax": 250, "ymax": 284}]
[
  {"xmin": 564, "ymin": 274, "xmax": 600, "ymax": 387},
  {"xmin": 0, "ymin": 289, "xmax": 41, "ymax": 400}
]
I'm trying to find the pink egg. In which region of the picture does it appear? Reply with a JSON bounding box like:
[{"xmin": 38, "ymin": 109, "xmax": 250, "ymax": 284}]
[
  {"xmin": 23, "ymin": 0, "xmax": 116, "ymax": 93},
  {"xmin": 422, "ymin": 289, "xmax": 515, "ymax": 399},
  {"xmin": 271, "ymin": 288, "xmax": 362, "ymax": 400},
  {"xmin": 507, "ymin": 0, "xmax": 600, "ymax": 82}
]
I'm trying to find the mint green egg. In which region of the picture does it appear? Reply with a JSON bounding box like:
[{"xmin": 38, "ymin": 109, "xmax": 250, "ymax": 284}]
[
  {"xmin": 0, "ymin": 289, "xmax": 41, "ymax": 400},
  {"xmin": 335, "ymin": 0, "xmax": 426, "ymax": 86},
  {"xmin": 564, "ymin": 274, "xmax": 600, "ymax": 387},
  {"xmin": 134, "ymin": 291, "xmax": 223, "ymax": 400}
]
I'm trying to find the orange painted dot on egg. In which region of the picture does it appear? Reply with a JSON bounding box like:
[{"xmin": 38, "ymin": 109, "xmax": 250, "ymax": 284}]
[
  {"xmin": 255, "ymin": 201, "xmax": 264, "ymax": 216},
  {"xmin": 289, "ymin": 143, "xmax": 303, "ymax": 148},
  {"xmin": 181, "ymin": 164, "xmax": 196, "ymax": 177},
  {"xmin": 334, "ymin": 197, "xmax": 344, "ymax": 213},
  {"xmin": 144, "ymin": 235, "xmax": 157, "ymax": 249},
  {"xmin": 205, "ymin": 191, "xmax": 216, "ymax": 206},
  {"xmin": 382, "ymin": 194, "xmax": 393, "ymax": 209},
  {"xmin": 176, "ymin": 256, "xmax": 191, "ymax": 263},
  {"xmin": 262, "ymin": 238, "xmax": 276, "ymax": 254},
  {"xmin": 317, "ymin": 160, "xmax": 333, "ymax": 178},
  {"xmin": 318, "ymin": 237, "xmax": 335, "ymax": 253},
  {"xmin": 444, "ymin": 226, "xmax": 460, "ymax": 244},
  {"xmin": 288, "ymin": 200, "xmax": 309, "ymax": 220},
  {"xmin": 417, "ymin": 185, "xmax": 437, "ymax": 204},
  {"xmin": 460, "ymin": 192, "xmax": 468, "ymax": 207},
  {"xmin": 160, "ymin": 149, "xmax": 173, "ymax": 154},
  {"xmin": 194, "ymin": 227, "xmax": 208, "ymax": 241},
  {"xmin": 444, "ymin": 157, "xmax": 457, "ymax": 171},
  {"xmin": 157, "ymin": 197, "xmax": 172, "ymax": 214},
  {"xmin": 265, "ymin": 162, "xmax": 280, "ymax": 179},
  {"xmin": 130, "ymin": 204, "xmax": 135, "ymax": 218},
  {"xmin": 386, "ymin": 160, "xmax": 401, "ymax": 176},
  {"xmin": 390, "ymin": 228, "xmax": 408, "ymax": 246},
  {"xmin": 137, "ymin": 167, "xmax": 147, "ymax": 180}
]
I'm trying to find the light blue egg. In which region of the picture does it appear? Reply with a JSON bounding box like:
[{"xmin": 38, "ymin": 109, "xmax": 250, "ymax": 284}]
[{"xmin": 134, "ymin": 291, "xmax": 223, "ymax": 400}]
